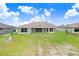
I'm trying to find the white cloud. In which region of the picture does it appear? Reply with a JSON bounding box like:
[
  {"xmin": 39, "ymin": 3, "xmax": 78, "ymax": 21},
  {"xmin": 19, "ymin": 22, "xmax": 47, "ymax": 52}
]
[
  {"xmin": 0, "ymin": 3, "xmax": 9, "ymax": 12},
  {"xmin": 0, "ymin": 3, "xmax": 19, "ymax": 19},
  {"xmin": 0, "ymin": 3, "xmax": 20, "ymax": 26},
  {"xmin": 44, "ymin": 9, "xmax": 51, "ymax": 17},
  {"xmin": 0, "ymin": 4, "xmax": 55, "ymax": 26},
  {"xmin": 30, "ymin": 15, "xmax": 46, "ymax": 22},
  {"xmin": 9, "ymin": 14, "xmax": 46, "ymax": 26},
  {"xmin": 18, "ymin": 6, "xmax": 42, "ymax": 16},
  {"xmin": 50, "ymin": 8, "xmax": 56, "ymax": 11},
  {"xmin": 64, "ymin": 3, "xmax": 79, "ymax": 19},
  {"xmin": 16, "ymin": 7, "xmax": 55, "ymax": 26},
  {"xmin": 18, "ymin": 6, "xmax": 53, "ymax": 17},
  {"xmin": 72, "ymin": 3, "xmax": 79, "ymax": 9},
  {"xmin": 12, "ymin": 17, "xmax": 19, "ymax": 26},
  {"xmin": 39, "ymin": 8, "xmax": 42, "ymax": 10},
  {"xmin": 64, "ymin": 9, "xmax": 79, "ymax": 19},
  {"xmin": 10, "ymin": 11, "xmax": 19, "ymax": 16},
  {"xmin": 17, "ymin": 6, "xmax": 54, "ymax": 26},
  {"xmin": 34, "ymin": 9, "xmax": 39, "ymax": 16},
  {"xmin": 0, "ymin": 3, "xmax": 10, "ymax": 19},
  {"xmin": 17, "ymin": 15, "xmax": 47, "ymax": 26},
  {"xmin": 0, "ymin": 11, "xmax": 20, "ymax": 26},
  {"xmin": 18, "ymin": 6, "xmax": 34, "ymax": 15},
  {"xmin": 0, "ymin": 11, "xmax": 19, "ymax": 20}
]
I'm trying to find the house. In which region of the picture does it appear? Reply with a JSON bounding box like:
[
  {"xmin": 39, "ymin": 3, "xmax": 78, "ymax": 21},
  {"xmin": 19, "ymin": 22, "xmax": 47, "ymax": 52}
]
[
  {"xmin": 0, "ymin": 22, "xmax": 15, "ymax": 34},
  {"xmin": 17, "ymin": 22, "xmax": 56, "ymax": 34},
  {"xmin": 56, "ymin": 25, "xmax": 68, "ymax": 32},
  {"xmin": 66, "ymin": 22, "xmax": 79, "ymax": 33},
  {"xmin": 57, "ymin": 22, "xmax": 79, "ymax": 33}
]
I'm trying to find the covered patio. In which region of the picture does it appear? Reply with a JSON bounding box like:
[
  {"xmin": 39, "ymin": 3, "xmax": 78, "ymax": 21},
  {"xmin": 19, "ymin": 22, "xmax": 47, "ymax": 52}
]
[{"xmin": 31, "ymin": 28, "xmax": 53, "ymax": 32}]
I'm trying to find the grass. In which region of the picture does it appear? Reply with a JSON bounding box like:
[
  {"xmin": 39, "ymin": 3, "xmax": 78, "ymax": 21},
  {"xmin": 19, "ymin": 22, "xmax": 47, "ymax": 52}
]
[
  {"xmin": 0, "ymin": 34, "xmax": 8, "ymax": 45},
  {"xmin": 0, "ymin": 32, "xmax": 79, "ymax": 55}
]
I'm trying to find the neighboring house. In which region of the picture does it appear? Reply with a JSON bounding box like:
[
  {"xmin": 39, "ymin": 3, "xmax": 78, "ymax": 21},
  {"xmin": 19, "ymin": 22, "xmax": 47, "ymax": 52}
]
[
  {"xmin": 67, "ymin": 22, "xmax": 79, "ymax": 33},
  {"xmin": 57, "ymin": 25, "xmax": 68, "ymax": 32},
  {"xmin": 57, "ymin": 22, "xmax": 79, "ymax": 33},
  {"xmin": 0, "ymin": 22, "xmax": 15, "ymax": 34},
  {"xmin": 17, "ymin": 22, "xmax": 56, "ymax": 34}
]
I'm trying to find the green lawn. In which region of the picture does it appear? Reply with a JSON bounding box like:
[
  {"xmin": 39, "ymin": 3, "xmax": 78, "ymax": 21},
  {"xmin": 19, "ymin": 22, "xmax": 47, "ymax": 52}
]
[{"xmin": 0, "ymin": 32, "xmax": 79, "ymax": 56}]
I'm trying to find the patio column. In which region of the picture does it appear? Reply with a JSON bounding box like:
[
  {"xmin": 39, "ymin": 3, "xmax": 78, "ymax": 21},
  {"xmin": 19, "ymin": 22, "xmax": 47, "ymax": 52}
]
[
  {"xmin": 48, "ymin": 28, "xmax": 50, "ymax": 32},
  {"xmin": 28, "ymin": 28, "xmax": 31, "ymax": 34}
]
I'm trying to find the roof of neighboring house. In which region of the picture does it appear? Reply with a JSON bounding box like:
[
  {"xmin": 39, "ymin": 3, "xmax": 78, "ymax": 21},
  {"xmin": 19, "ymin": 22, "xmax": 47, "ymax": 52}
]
[
  {"xmin": 19, "ymin": 22, "xmax": 56, "ymax": 28},
  {"xmin": 57, "ymin": 22, "xmax": 79, "ymax": 28},
  {"xmin": 0, "ymin": 22, "xmax": 15, "ymax": 28},
  {"xmin": 57, "ymin": 25, "xmax": 67, "ymax": 28},
  {"xmin": 67, "ymin": 22, "xmax": 79, "ymax": 28}
]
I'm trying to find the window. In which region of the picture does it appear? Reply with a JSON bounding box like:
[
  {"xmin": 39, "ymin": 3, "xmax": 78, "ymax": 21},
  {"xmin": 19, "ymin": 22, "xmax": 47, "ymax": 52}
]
[
  {"xmin": 74, "ymin": 28, "xmax": 79, "ymax": 32},
  {"xmin": 36, "ymin": 28, "xmax": 42, "ymax": 32},
  {"xmin": 47, "ymin": 28, "xmax": 48, "ymax": 32},
  {"xmin": 21, "ymin": 28, "xmax": 27, "ymax": 32},
  {"xmin": 0, "ymin": 28, "xmax": 3, "ymax": 30},
  {"xmin": 50, "ymin": 28, "xmax": 53, "ymax": 32}
]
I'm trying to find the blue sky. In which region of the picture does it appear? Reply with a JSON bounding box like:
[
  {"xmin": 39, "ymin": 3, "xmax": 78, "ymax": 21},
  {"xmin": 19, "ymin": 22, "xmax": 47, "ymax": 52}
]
[{"xmin": 0, "ymin": 3, "xmax": 79, "ymax": 26}]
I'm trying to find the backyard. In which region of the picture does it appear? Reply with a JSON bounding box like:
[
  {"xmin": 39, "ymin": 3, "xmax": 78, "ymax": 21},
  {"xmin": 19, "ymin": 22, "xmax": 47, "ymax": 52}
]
[{"xmin": 0, "ymin": 32, "xmax": 79, "ymax": 56}]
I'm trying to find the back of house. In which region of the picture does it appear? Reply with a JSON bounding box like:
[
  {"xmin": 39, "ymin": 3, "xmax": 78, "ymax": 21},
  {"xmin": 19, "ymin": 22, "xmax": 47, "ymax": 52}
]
[
  {"xmin": 57, "ymin": 22, "xmax": 79, "ymax": 33},
  {"xmin": 17, "ymin": 21, "xmax": 56, "ymax": 34}
]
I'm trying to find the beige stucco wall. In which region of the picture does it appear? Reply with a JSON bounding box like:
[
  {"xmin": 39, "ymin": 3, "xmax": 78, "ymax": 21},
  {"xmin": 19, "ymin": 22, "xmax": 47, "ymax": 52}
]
[
  {"xmin": 56, "ymin": 27, "xmax": 76, "ymax": 33},
  {"xmin": 56, "ymin": 27, "xmax": 66, "ymax": 31},
  {"xmin": 68, "ymin": 28, "xmax": 79, "ymax": 33},
  {"xmin": 42, "ymin": 28, "xmax": 47, "ymax": 32},
  {"xmin": 31, "ymin": 28, "xmax": 36, "ymax": 32},
  {"xmin": 17, "ymin": 28, "xmax": 55, "ymax": 34},
  {"xmin": 67, "ymin": 28, "xmax": 74, "ymax": 33},
  {"xmin": 17, "ymin": 28, "xmax": 31, "ymax": 34}
]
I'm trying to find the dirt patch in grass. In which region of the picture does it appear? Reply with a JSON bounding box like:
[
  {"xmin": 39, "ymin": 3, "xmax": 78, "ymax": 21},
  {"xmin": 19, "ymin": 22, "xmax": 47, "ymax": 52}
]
[
  {"xmin": 55, "ymin": 43, "xmax": 79, "ymax": 56},
  {"xmin": 37, "ymin": 43, "xmax": 79, "ymax": 56},
  {"xmin": 4, "ymin": 36, "xmax": 13, "ymax": 43}
]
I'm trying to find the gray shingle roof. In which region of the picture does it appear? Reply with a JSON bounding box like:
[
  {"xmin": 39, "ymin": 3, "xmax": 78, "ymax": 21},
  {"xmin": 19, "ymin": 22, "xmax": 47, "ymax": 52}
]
[
  {"xmin": 0, "ymin": 22, "xmax": 15, "ymax": 28},
  {"xmin": 67, "ymin": 22, "xmax": 79, "ymax": 28},
  {"xmin": 58, "ymin": 22, "xmax": 79, "ymax": 28},
  {"xmin": 57, "ymin": 25, "xmax": 67, "ymax": 28},
  {"xmin": 19, "ymin": 22, "xmax": 56, "ymax": 28}
]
